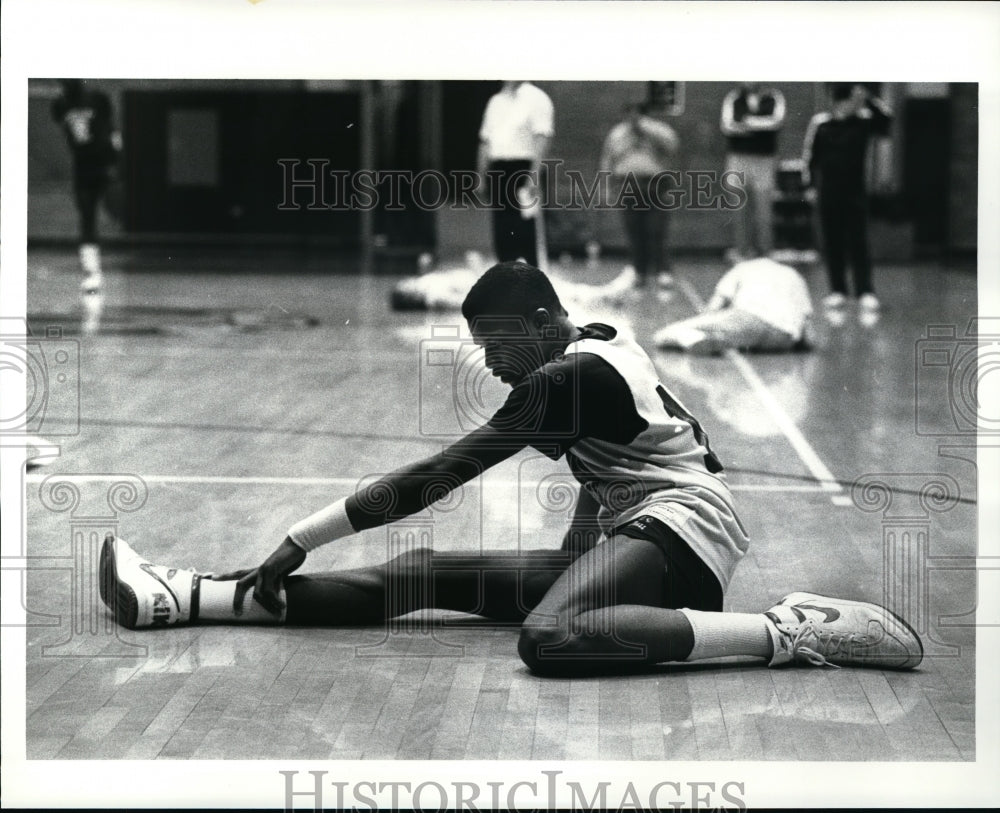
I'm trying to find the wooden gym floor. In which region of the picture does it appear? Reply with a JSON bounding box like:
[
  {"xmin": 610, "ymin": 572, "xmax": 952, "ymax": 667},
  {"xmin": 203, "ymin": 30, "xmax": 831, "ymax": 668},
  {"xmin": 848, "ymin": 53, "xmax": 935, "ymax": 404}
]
[{"xmin": 20, "ymin": 245, "xmax": 977, "ymax": 761}]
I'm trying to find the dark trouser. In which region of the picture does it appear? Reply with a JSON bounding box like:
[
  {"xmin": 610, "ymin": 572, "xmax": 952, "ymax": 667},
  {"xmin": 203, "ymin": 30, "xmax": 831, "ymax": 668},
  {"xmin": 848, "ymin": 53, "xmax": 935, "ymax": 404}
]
[
  {"xmin": 489, "ymin": 159, "xmax": 538, "ymax": 267},
  {"xmin": 620, "ymin": 177, "xmax": 667, "ymax": 281},
  {"xmin": 818, "ymin": 188, "xmax": 874, "ymax": 296},
  {"xmin": 74, "ymin": 173, "xmax": 110, "ymax": 244}
]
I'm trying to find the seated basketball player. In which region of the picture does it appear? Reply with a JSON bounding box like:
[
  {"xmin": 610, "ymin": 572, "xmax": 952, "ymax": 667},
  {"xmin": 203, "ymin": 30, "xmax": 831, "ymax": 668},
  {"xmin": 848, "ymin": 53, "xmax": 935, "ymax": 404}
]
[{"xmin": 100, "ymin": 262, "xmax": 922, "ymax": 675}]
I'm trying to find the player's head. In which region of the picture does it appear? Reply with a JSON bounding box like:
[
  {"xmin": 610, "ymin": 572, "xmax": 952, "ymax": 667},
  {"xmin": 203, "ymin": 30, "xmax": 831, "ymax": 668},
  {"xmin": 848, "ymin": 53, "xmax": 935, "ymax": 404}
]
[
  {"xmin": 462, "ymin": 261, "xmax": 569, "ymax": 386},
  {"xmin": 462, "ymin": 261, "xmax": 564, "ymax": 323}
]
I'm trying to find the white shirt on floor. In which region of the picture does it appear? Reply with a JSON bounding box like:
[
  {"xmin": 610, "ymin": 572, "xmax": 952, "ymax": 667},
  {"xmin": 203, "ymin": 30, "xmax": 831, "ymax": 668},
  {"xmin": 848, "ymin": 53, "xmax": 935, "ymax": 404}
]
[{"xmin": 712, "ymin": 257, "xmax": 813, "ymax": 339}]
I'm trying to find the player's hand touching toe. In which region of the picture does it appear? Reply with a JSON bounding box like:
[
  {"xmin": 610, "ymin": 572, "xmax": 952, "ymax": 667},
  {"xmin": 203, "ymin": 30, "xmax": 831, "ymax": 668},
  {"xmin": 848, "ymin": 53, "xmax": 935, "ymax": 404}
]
[{"xmin": 212, "ymin": 537, "xmax": 306, "ymax": 618}]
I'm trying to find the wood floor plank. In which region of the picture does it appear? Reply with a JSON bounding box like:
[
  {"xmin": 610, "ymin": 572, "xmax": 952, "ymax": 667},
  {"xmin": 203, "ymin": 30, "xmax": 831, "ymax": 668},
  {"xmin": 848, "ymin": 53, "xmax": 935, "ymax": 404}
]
[
  {"xmin": 429, "ymin": 661, "xmax": 486, "ymax": 760},
  {"xmin": 564, "ymin": 679, "xmax": 601, "ymax": 760}
]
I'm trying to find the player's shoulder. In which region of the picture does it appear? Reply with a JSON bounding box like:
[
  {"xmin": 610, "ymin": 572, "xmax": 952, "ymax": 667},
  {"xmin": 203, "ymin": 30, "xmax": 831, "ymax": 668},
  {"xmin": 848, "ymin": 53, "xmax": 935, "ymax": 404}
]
[
  {"xmin": 552, "ymin": 324, "xmax": 618, "ymax": 366},
  {"xmin": 573, "ymin": 322, "xmax": 618, "ymax": 345},
  {"xmin": 565, "ymin": 323, "xmax": 644, "ymax": 373}
]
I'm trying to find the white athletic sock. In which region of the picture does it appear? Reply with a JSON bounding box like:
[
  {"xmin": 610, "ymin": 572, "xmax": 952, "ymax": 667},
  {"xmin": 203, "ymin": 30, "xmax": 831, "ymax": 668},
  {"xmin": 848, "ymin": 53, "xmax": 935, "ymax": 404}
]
[
  {"xmin": 79, "ymin": 243, "xmax": 102, "ymax": 275},
  {"xmin": 198, "ymin": 578, "xmax": 286, "ymax": 624},
  {"xmin": 679, "ymin": 609, "xmax": 772, "ymax": 661}
]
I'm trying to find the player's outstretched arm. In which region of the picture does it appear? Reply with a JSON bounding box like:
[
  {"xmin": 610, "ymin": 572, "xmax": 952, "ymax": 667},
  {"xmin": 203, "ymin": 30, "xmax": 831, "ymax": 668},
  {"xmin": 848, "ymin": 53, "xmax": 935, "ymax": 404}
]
[{"xmin": 217, "ymin": 426, "xmax": 525, "ymax": 615}]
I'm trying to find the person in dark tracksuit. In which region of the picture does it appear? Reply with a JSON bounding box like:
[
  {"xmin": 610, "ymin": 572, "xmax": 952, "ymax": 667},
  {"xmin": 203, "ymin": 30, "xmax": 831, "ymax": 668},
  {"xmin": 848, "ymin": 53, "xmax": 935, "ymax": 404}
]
[
  {"xmin": 803, "ymin": 83, "xmax": 892, "ymax": 312},
  {"xmin": 51, "ymin": 79, "xmax": 121, "ymax": 292}
]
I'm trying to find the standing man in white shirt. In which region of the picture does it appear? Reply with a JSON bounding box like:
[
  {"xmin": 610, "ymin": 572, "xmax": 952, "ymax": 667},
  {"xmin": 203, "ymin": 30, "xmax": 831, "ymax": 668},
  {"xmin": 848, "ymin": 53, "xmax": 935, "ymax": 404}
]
[
  {"xmin": 477, "ymin": 81, "xmax": 554, "ymax": 268},
  {"xmin": 653, "ymin": 255, "xmax": 813, "ymax": 355}
]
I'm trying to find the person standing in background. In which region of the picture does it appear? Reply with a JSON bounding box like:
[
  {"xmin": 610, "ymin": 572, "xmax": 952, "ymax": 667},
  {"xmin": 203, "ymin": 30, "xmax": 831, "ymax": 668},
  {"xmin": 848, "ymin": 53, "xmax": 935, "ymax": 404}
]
[
  {"xmin": 600, "ymin": 102, "xmax": 680, "ymax": 289},
  {"xmin": 51, "ymin": 79, "xmax": 122, "ymax": 293},
  {"xmin": 720, "ymin": 83, "xmax": 785, "ymax": 263},
  {"xmin": 477, "ymin": 81, "xmax": 554, "ymax": 268},
  {"xmin": 803, "ymin": 83, "xmax": 893, "ymax": 312}
]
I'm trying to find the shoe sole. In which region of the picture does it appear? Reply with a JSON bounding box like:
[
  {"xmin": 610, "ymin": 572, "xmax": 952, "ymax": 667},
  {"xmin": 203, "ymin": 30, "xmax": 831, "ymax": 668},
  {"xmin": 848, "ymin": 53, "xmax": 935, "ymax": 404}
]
[
  {"xmin": 99, "ymin": 534, "xmax": 140, "ymax": 630},
  {"xmin": 779, "ymin": 591, "xmax": 923, "ymax": 669}
]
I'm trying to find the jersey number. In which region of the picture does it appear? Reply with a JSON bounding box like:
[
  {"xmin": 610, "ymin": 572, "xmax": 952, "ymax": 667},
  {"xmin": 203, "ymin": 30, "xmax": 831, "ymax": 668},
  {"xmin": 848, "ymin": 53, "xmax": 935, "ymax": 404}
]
[{"xmin": 656, "ymin": 384, "xmax": 724, "ymax": 473}]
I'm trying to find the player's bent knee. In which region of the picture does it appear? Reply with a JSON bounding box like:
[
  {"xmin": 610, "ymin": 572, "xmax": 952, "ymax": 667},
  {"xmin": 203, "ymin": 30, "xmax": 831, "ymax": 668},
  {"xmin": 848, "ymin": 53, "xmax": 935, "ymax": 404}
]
[{"xmin": 517, "ymin": 621, "xmax": 571, "ymax": 677}]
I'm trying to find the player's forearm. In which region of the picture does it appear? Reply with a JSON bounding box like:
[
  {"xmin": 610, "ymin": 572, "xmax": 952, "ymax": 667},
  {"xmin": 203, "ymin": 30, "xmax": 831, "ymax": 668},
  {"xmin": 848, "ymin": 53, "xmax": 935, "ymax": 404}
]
[
  {"xmin": 288, "ymin": 453, "xmax": 482, "ymax": 551},
  {"xmin": 346, "ymin": 453, "xmax": 481, "ymax": 531}
]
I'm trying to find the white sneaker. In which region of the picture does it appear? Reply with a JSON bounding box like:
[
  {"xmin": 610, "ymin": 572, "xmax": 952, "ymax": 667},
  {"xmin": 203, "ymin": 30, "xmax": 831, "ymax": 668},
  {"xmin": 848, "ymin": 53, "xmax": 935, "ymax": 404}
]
[
  {"xmin": 764, "ymin": 591, "xmax": 923, "ymax": 670},
  {"xmin": 859, "ymin": 293, "xmax": 881, "ymax": 311},
  {"xmin": 858, "ymin": 309, "xmax": 881, "ymax": 329},
  {"xmin": 822, "ymin": 292, "xmax": 846, "ymax": 308},
  {"xmin": 99, "ymin": 533, "xmax": 209, "ymax": 629},
  {"xmin": 824, "ymin": 308, "xmax": 847, "ymax": 327}
]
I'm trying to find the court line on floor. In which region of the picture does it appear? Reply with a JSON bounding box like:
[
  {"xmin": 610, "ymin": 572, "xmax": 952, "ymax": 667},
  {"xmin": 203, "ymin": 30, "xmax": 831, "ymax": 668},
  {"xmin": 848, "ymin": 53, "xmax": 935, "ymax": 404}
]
[
  {"xmin": 23, "ymin": 473, "xmax": 825, "ymax": 493},
  {"xmin": 675, "ymin": 277, "xmax": 849, "ymax": 506}
]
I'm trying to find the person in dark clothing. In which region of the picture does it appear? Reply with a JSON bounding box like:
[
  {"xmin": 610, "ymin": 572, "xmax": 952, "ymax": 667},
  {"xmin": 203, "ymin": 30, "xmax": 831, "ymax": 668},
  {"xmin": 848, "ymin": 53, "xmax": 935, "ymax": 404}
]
[
  {"xmin": 51, "ymin": 79, "xmax": 121, "ymax": 292},
  {"xmin": 803, "ymin": 83, "xmax": 893, "ymax": 312}
]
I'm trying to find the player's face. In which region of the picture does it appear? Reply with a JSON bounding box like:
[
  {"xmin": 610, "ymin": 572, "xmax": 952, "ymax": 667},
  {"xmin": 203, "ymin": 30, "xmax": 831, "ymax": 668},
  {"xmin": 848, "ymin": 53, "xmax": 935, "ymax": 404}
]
[{"xmin": 470, "ymin": 316, "xmax": 545, "ymax": 387}]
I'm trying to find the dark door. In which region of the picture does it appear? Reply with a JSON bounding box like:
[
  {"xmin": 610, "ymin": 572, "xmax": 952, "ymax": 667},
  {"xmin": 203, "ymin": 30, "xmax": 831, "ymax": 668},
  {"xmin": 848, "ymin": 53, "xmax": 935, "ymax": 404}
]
[
  {"xmin": 123, "ymin": 89, "xmax": 361, "ymax": 241},
  {"xmin": 440, "ymin": 80, "xmax": 501, "ymax": 196},
  {"xmin": 902, "ymin": 97, "xmax": 951, "ymax": 247}
]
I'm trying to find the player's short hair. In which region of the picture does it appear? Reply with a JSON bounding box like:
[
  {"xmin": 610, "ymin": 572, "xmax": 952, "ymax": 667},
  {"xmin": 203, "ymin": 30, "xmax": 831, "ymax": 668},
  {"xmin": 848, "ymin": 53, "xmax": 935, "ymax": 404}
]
[{"xmin": 461, "ymin": 261, "xmax": 565, "ymax": 321}]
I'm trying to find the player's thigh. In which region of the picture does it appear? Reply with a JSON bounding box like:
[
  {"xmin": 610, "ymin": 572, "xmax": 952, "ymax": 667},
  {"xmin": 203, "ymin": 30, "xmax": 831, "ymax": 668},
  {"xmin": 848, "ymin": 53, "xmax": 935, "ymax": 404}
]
[
  {"xmin": 527, "ymin": 535, "xmax": 667, "ymax": 622},
  {"xmin": 428, "ymin": 551, "xmax": 574, "ymax": 619}
]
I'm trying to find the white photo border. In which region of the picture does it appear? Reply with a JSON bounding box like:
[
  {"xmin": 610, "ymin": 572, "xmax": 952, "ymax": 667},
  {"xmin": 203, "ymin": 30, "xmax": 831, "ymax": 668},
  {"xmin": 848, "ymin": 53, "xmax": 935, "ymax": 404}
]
[{"xmin": 2, "ymin": 0, "xmax": 998, "ymax": 808}]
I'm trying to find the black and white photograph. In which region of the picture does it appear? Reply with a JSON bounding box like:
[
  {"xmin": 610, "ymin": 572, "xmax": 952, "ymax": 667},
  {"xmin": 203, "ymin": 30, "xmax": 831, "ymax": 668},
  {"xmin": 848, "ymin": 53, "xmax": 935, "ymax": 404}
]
[{"xmin": 2, "ymin": 1, "xmax": 998, "ymax": 809}]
